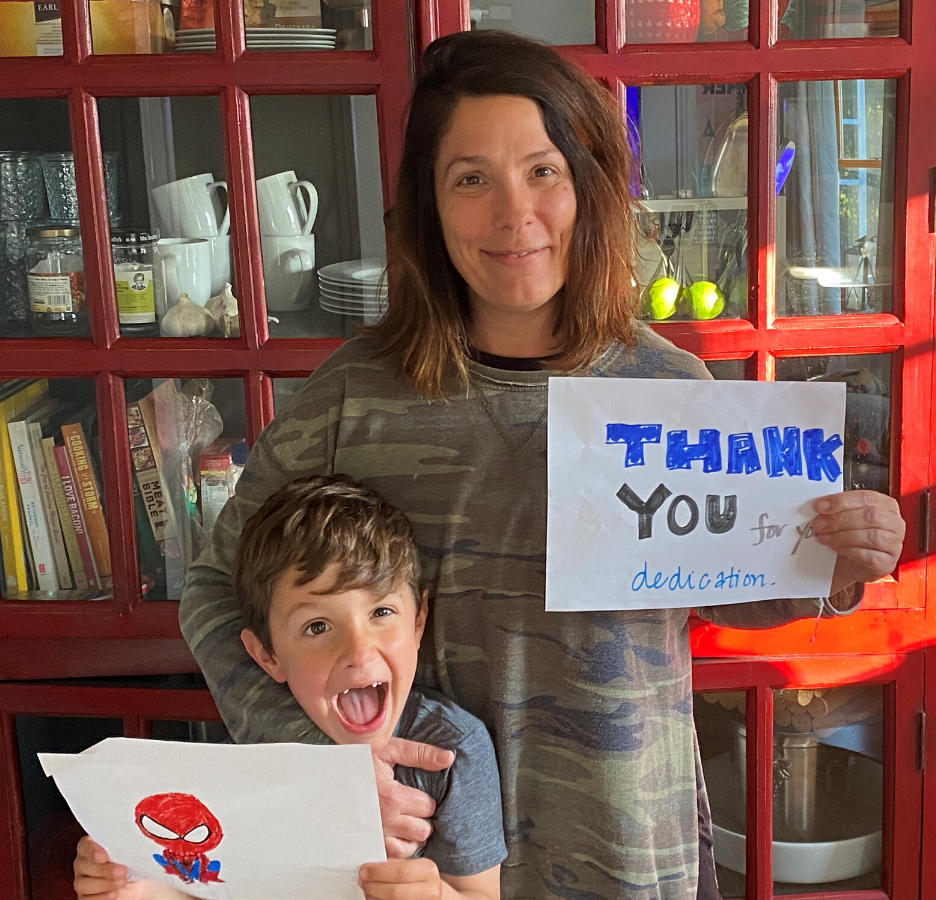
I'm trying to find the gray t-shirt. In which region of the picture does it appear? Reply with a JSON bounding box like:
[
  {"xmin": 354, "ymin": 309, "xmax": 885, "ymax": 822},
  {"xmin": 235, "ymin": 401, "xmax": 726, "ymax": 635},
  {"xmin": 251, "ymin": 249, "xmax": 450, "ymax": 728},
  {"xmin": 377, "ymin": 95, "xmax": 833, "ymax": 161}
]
[{"xmin": 395, "ymin": 688, "xmax": 507, "ymax": 877}]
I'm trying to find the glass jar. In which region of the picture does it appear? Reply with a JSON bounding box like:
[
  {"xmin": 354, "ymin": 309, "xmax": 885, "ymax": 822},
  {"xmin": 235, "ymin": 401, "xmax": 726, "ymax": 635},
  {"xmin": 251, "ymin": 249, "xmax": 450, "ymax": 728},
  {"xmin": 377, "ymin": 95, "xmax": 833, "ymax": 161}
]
[
  {"xmin": 111, "ymin": 228, "xmax": 159, "ymax": 336},
  {"xmin": 26, "ymin": 225, "xmax": 87, "ymax": 337}
]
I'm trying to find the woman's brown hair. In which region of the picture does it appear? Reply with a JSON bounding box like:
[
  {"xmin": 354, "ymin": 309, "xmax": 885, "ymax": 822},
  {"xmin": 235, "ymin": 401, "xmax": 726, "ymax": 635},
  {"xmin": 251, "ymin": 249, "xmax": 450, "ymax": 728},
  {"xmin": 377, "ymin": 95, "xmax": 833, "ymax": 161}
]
[{"xmin": 374, "ymin": 29, "xmax": 641, "ymax": 397}]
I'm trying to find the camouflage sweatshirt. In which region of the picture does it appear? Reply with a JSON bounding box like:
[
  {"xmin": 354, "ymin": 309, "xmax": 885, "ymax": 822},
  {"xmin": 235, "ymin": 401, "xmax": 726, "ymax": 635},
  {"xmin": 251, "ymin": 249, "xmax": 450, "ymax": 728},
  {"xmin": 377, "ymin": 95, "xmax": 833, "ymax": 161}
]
[{"xmin": 180, "ymin": 325, "xmax": 848, "ymax": 900}]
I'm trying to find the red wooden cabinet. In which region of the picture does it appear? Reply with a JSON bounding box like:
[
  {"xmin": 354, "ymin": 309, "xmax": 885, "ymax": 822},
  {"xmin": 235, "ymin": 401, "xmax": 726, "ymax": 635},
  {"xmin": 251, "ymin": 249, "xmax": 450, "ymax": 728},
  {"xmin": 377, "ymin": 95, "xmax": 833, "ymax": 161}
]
[{"xmin": 0, "ymin": 0, "xmax": 934, "ymax": 898}]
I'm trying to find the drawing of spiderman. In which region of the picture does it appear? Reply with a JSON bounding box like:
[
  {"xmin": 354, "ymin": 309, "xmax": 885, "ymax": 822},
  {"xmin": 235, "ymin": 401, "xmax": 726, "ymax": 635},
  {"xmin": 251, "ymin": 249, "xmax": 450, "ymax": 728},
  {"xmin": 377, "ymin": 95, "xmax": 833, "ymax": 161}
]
[{"xmin": 134, "ymin": 793, "xmax": 225, "ymax": 885}]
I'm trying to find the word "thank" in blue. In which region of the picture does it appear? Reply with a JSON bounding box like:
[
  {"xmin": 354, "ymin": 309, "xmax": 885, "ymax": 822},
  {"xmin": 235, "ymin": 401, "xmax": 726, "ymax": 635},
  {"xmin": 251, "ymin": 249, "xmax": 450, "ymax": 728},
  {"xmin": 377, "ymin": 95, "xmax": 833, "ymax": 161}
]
[{"xmin": 605, "ymin": 424, "xmax": 843, "ymax": 483}]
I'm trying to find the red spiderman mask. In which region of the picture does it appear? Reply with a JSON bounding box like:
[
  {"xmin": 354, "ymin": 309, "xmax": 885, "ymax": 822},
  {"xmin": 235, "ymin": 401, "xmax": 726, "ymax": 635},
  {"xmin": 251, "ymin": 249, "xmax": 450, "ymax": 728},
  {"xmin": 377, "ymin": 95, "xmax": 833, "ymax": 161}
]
[{"xmin": 135, "ymin": 793, "xmax": 223, "ymax": 859}]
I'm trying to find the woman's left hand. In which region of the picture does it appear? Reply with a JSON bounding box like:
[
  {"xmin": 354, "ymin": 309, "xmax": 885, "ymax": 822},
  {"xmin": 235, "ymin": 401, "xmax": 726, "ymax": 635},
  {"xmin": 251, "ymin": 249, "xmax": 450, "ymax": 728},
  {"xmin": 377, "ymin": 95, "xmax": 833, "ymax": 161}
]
[{"xmin": 811, "ymin": 490, "xmax": 906, "ymax": 592}]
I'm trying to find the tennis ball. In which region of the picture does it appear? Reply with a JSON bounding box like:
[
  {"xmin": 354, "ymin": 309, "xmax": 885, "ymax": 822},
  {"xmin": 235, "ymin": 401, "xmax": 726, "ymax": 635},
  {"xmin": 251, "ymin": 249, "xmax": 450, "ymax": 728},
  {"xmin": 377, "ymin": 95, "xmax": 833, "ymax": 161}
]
[
  {"xmin": 643, "ymin": 277, "xmax": 681, "ymax": 320},
  {"xmin": 686, "ymin": 281, "xmax": 725, "ymax": 320},
  {"xmin": 727, "ymin": 275, "xmax": 747, "ymax": 316}
]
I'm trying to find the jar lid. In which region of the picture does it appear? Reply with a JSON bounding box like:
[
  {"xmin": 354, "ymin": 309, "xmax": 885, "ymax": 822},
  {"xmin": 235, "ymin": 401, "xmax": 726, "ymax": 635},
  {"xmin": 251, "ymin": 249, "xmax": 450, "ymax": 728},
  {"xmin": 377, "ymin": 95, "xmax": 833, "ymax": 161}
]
[
  {"xmin": 27, "ymin": 225, "xmax": 80, "ymax": 239},
  {"xmin": 111, "ymin": 228, "xmax": 159, "ymax": 245}
]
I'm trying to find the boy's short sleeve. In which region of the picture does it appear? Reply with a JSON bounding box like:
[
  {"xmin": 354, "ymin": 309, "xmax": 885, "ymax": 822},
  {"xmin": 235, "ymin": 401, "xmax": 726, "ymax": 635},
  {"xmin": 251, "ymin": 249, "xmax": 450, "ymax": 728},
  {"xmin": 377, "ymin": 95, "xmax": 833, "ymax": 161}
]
[{"xmin": 396, "ymin": 692, "xmax": 507, "ymax": 877}]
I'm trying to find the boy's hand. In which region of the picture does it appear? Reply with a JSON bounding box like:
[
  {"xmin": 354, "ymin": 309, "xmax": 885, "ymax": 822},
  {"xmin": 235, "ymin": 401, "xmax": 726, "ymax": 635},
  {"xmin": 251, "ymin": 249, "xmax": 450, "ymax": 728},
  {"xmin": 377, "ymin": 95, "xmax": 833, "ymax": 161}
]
[
  {"xmin": 359, "ymin": 859, "xmax": 443, "ymax": 900},
  {"xmin": 74, "ymin": 837, "xmax": 190, "ymax": 900},
  {"xmin": 373, "ymin": 738, "xmax": 455, "ymax": 858},
  {"xmin": 74, "ymin": 836, "xmax": 137, "ymax": 899}
]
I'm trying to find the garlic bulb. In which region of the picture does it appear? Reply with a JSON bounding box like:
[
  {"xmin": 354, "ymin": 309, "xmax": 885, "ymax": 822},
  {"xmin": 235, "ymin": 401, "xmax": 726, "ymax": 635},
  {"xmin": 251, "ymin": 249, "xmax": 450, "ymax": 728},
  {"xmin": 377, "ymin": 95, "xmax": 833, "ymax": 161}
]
[
  {"xmin": 205, "ymin": 282, "xmax": 240, "ymax": 337},
  {"xmin": 160, "ymin": 293, "xmax": 215, "ymax": 337}
]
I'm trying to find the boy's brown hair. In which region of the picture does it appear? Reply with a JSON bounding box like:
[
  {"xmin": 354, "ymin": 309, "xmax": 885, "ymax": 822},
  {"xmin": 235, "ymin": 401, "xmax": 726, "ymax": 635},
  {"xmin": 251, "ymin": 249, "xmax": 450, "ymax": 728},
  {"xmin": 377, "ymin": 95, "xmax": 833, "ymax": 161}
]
[{"xmin": 234, "ymin": 474, "xmax": 422, "ymax": 652}]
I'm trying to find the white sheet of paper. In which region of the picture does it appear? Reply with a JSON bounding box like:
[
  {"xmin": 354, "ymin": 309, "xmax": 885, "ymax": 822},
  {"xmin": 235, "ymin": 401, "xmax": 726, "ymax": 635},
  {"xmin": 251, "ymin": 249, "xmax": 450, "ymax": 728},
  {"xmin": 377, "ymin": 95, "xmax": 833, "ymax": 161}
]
[
  {"xmin": 39, "ymin": 738, "xmax": 386, "ymax": 900},
  {"xmin": 546, "ymin": 378, "xmax": 847, "ymax": 610}
]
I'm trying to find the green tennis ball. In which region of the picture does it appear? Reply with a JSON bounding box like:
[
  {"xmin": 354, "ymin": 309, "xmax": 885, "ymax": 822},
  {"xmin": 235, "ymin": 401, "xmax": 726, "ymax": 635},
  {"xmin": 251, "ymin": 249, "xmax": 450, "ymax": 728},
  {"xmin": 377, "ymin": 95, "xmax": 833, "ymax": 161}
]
[
  {"xmin": 686, "ymin": 281, "xmax": 725, "ymax": 320},
  {"xmin": 727, "ymin": 275, "xmax": 747, "ymax": 315},
  {"xmin": 643, "ymin": 277, "xmax": 681, "ymax": 320}
]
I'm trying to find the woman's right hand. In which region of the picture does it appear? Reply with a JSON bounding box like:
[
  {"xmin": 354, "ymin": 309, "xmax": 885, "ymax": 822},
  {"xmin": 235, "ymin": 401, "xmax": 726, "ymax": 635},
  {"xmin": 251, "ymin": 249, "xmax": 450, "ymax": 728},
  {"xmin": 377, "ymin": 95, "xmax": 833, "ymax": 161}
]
[{"xmin": 373, "ymin": 737, "xmax": 455, "ymax": 858}]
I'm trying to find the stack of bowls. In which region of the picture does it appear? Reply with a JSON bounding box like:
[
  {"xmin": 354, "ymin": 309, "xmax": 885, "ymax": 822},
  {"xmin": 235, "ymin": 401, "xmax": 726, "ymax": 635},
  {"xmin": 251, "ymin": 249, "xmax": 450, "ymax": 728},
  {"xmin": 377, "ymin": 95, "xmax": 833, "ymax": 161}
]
[{"xmin": 318, "ymin": 259, "xmax": 388, "ymax": 323}]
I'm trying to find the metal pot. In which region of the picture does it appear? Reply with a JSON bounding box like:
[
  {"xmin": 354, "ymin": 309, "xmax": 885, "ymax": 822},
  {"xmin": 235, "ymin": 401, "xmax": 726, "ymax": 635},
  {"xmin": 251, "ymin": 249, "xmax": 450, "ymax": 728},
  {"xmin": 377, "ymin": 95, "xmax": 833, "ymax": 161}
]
[{"xmin": 731, "ymin": 722, "xmax": 820, "ymax": 837}]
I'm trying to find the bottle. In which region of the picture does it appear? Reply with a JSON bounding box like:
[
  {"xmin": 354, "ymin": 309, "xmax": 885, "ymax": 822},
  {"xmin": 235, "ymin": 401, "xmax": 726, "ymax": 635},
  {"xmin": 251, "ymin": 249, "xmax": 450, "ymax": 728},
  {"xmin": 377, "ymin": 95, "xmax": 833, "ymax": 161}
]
[
  {"xmin": 26, "ymin": 224, "xmax": 87, "ymax": 337},
  {"xmin": 111, "ymin": 228, "xmax": 159, "ymax": 336}
]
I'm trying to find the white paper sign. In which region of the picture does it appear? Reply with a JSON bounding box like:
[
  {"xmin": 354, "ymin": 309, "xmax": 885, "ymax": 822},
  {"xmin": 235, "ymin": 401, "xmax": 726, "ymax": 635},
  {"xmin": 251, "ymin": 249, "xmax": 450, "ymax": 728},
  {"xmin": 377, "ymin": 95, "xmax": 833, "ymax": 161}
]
[
  {"xmin": 39, "ymin": 738, "xmax": 386, "ymax": 900},
  {"xmin": 546, "ymin": 378, "xmax": 847, "ymax": 610}
]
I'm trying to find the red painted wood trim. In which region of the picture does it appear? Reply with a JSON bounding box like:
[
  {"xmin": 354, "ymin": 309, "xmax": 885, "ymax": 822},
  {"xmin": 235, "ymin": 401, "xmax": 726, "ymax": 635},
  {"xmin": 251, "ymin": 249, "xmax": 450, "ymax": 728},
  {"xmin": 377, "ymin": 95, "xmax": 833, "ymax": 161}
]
[
  {"xmin": 923, "ymin": 647, "xmax": 936, "ymax": 895},
  {"xmin": 0, "ymin": 713, "xmax": 28, "ymax": 900},
  {"xmin": 70, "ymin": 89, "xmax": 120, "ymax": 349},
  {"xmin": 0, "ymin": 684, "xmax": 219, "ymax": 720},
  {"xmin": 750, "ymin": 74, "xmax": 768, "ymax": 330},
  {"xmin": 374, "ymin": 0, "xmax": 415, "ymax": 205},
  {"xmin": 599, "ymin": 0, "xmax": 619, "ymax": 53},
  {"xmin": 95, "ymin": 373, "xmax": 136, "ymax": 612},
  {"xmin": 0, "ymin": 56, "xmax": 387, "ymax": 94},
  {"xmin": 244, "ymin": 371, "xmax": 275, "ymax": 443},
  {"xmin": 747, "ymin": 685, "xmax": 772, "ymax": 899},
  {"xmin": 224, "ymin": 86, "xmax": 266, "ymax": 351},
  {"xmin": 416, "ymin": 0, "xmax": 468, "ymax": 51},
  {"xmin": 0, "ymin": 639, "xmax": 199, "ymax": 680}
]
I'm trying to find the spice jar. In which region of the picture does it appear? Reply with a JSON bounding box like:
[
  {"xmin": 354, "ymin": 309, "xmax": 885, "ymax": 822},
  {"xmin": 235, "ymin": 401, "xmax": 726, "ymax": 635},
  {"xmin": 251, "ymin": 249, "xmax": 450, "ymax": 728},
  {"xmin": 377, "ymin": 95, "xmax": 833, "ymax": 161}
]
[
  {"xmin": 26, "ymin": 225, "xmax": 87, "ymax": 337},
  {"xmin": 111, "ymin": 228, "xmax": 159, "ymax": 336}
]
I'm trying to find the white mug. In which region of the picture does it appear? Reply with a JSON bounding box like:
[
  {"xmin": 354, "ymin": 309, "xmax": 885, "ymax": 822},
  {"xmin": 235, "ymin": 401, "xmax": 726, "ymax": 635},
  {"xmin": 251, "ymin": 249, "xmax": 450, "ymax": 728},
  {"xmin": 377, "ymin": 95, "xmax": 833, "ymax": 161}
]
[
  {"xmin": 261, "ymin": 234, "xmax": 315, "ymax": 311},
  {"xmin": 256, "ymin": 171, "xmax": 318, "ymax": 237},
  {"xmin": 152, "ymin": 174, "xmax": 230, "ymax": 238},
  {"xmin": 156, "ymin": 238, "xmax": 213, "ymax": 311},
  {"xmin": 206, "ymin": 235, "xmax": 232, "ymax": 295}
]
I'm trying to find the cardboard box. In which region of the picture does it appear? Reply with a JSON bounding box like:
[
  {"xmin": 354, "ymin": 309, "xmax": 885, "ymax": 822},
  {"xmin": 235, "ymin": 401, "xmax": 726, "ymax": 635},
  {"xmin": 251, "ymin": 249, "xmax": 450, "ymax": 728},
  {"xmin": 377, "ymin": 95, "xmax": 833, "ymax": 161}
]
[
  {"xmin": 0, "ymin": 1, "xmax": 63, "ymax": 57},
  {"xmin": 90, "ymin": 0, "xmax": 169, "ymax": 55}
]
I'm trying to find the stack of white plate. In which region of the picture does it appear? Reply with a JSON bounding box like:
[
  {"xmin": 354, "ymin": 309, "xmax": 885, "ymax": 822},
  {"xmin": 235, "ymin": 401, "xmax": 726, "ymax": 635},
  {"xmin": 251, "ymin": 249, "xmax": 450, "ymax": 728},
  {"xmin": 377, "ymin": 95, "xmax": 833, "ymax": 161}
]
[
  {"xmin": 318, "ymin": 258, "xmax": 388, "ymax": 320},
  {"xmin": 175, "ymin": 27, "xmax": 338, "ymax": 52}
]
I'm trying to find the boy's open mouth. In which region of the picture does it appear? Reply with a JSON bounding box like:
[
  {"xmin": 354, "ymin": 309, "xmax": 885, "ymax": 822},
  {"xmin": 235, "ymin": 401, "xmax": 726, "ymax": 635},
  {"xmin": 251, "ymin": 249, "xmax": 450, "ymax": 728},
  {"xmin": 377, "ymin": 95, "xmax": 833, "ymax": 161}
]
[{"xmin": 334, "ymin": 681, "xmax": 388, "ymax": 734}]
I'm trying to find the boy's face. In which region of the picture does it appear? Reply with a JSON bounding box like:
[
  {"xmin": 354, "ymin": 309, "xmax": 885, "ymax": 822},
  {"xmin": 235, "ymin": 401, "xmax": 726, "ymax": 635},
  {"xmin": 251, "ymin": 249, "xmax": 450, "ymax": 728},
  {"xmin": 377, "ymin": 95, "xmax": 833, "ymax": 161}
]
[{"xmin": 241, "ymin": 562, "xmax": 426, "ymax": 748}]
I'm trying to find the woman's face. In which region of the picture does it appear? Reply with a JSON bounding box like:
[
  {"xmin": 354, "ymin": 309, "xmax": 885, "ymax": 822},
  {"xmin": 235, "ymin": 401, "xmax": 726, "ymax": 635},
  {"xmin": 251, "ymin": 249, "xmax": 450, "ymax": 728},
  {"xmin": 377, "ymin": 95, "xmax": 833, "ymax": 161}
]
[{"xmin": 433, "ymin": 94, "xmax": 577, "ymax": 321}]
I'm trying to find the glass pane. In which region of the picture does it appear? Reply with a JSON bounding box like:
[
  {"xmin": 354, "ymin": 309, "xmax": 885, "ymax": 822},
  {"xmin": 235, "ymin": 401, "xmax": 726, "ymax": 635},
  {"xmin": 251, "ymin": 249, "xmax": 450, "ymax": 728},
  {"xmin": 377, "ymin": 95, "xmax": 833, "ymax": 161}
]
[
  {"xmin": 471, "ymin": 1, "xmax": 595, "ymax": 46},
  {"xmin": 239, "ymin": 0, "xmax": 368, "ymax": 51},
  {"xmin": 0, "ymin": 2, "xmax": 63, "ymax": 56},
  {"xmin": 90, "ymin": 0, "xmax": 177, "ymax": 54},
  {"xmin": 775, "ymin": 354, "xmax": 891, "ymax": 494},
  {"xmin": 780, "ymin": 0, "xmax": 899, "ymax": 39},
  {"xmin": 705, "ymin": 359, "xmax": 748, "ymax": 380},
  {"xmin": 771, "ymin": 685, "xmax": 883, "ymax": 893},
  {"xmin": 0, "ymin": 378, "xmax": 111, "ymax": 601},
  {"xmin": 272, "ymin": 376, "xmax": 310, "ymax": 412},
  {"xmin": 0, "ymin": 99, "xmax": 105, "ymax": 338},
  {"xmin": 16, "ymin": 715, "xmax": 122, "ymax": 899},
  {"xmin": 96, "ymin": 97, "xmax": 234, "ymax": 338},
  {"xmin": 776, "ymin": 80, "xmax": 896, "ymax": 317},
  {"xmin": 633, "ymin": 84, "xmax": 749, "ymax": 322},
  {"xmin": 125, "ymin": 376, "xmax": 247, "ymax": 601},
  {"xmin": 250, "ymin": 95, "xmax": 385, "ymax": 338},
  {"xmin": 695, "ymin": 691, "xmax": 747, "ymax": 899},
  {"xmin": 624, "ymin": 0, "xmax": 748, "ymax": 43},
  {"xmin": 150, "ymin": 719, "xmax": 230, "ymax": 741}
]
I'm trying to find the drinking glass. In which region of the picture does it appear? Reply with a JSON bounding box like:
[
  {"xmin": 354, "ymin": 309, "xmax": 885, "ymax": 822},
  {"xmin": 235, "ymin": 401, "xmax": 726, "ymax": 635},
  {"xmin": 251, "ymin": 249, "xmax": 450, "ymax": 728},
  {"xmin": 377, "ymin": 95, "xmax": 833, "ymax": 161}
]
[
  {"xmin": 0, "ymin": 151, "xmax": 46, "ymax": 221},
  {"xmin": 40, "ymin": 151, "xmax": 119, "ymax": 222}
]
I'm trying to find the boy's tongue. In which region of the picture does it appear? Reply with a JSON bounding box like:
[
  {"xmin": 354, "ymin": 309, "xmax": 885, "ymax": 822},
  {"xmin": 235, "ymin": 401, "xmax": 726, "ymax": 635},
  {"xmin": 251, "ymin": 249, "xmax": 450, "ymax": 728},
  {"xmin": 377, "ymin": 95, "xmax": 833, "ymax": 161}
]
[{"xmin": 338, "ymin": 685, "xmax": 382, "ymax": 725}]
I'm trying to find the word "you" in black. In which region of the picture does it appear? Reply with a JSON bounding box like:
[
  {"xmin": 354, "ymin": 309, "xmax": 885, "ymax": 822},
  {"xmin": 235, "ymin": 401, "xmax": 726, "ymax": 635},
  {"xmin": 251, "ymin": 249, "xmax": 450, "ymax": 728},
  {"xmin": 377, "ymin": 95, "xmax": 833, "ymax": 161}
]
[{"xmin": 617, "ymin": 483, "xmax": 737, "ymax": 540}]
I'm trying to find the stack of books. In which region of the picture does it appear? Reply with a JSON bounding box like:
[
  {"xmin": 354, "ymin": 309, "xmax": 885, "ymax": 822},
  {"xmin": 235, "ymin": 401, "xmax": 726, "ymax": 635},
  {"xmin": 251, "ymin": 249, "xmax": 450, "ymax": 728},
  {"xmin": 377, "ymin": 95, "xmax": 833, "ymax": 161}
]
[{"xmin": 0, "ymin": 379, "xmax": 111, "ymax": 599}]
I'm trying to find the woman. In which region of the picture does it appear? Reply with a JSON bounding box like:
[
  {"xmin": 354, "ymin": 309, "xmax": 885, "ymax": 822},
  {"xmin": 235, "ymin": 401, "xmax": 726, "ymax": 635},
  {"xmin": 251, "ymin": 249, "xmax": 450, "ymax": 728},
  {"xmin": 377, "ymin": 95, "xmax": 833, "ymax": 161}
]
[{"xmin": 178, "ymin": 31, "xmax": 903, "ymax": 900}]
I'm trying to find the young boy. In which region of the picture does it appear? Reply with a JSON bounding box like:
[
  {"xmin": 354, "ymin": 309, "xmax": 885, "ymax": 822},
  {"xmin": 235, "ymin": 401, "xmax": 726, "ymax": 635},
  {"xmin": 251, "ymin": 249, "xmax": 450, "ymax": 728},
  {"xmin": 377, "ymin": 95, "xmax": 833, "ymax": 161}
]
[{"xmin": 74, "ymin": 475, "xmax": 506, "ymax": 900}]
